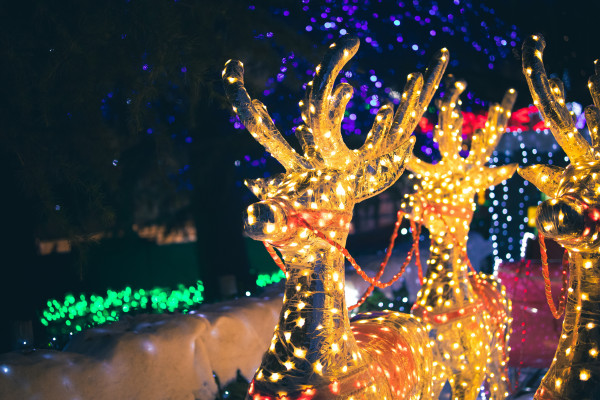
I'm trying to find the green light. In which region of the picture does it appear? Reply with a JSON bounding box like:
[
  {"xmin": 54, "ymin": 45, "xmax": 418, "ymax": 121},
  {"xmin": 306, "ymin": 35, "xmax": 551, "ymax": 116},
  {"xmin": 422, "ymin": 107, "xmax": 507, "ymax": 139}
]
[
  {"xmin": 39, "ymin": 281, "xmax": 205, "ymax": 344},
  {"xmin": 256, "ymin": 270, "xmax": 285, "ymax": 287}
]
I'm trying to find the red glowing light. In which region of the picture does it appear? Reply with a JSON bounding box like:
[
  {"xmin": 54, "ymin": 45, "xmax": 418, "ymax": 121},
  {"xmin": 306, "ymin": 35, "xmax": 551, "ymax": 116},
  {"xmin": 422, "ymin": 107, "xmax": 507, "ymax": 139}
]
[{"xmin": 329, "ymin": 381, "xmax": 340, "ymax": 394}]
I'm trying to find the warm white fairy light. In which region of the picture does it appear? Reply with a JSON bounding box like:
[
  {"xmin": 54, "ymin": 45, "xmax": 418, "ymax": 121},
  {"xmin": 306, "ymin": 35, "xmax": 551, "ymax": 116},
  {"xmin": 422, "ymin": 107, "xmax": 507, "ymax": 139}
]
[
  {"xmin": 519, "ymin": 34, "xmax": 600, "ymax": 399},
  {"xmin": 225, "ymin": 36, "xmax": 448, "ymax": 399},
  {"xmin": 406, "ymin": 76, "xmax": 516, "ymax": 399}
]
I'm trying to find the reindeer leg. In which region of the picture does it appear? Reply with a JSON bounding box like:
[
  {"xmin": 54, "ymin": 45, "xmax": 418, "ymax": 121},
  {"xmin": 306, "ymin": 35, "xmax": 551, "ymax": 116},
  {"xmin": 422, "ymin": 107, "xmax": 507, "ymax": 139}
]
[{"xmin": 485, "ymin": 331, "xmax": 510, "ymax": 400}]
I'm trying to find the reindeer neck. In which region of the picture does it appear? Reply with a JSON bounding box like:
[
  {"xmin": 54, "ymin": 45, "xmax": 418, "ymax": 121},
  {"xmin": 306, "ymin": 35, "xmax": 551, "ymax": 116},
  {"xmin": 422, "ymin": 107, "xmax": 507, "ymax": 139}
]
[
  {"xmin": 254, "ymin": 233, "xmax": 370, "ymax": 391},
  {"xmin": 416, "ymin": 231, "xmax": 475, "ymax": 312},
  {"xmin": 539, "ymin": 251, "xmax": 600, "ymax": 398}
]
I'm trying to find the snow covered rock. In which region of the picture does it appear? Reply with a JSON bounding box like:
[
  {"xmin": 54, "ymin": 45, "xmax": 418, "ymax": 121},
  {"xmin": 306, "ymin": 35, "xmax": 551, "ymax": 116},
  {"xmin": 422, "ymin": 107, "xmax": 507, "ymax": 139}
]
[{"xmin": 0, "ymin": 295, "xmax": 282, "ymax": 400}]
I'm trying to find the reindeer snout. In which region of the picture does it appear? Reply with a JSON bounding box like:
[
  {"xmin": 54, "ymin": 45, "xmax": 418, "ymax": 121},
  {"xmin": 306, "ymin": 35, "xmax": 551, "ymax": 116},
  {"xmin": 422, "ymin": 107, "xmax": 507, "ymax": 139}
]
[
  {"xmin": 537, "ymin": 197, "xmax": 585, "ymax": 239},
  {"xmin": 243, "ymin": 200, "xmax": 294, "ymax": 243}
]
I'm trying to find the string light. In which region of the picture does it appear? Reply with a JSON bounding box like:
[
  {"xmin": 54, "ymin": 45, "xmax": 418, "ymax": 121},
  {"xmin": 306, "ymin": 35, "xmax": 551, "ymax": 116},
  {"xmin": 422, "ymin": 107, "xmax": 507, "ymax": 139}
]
[
  {"xmin": 40, "ymin": 281, "xmax": 204, "ymax": 347},
  {"xmin": 225, "ymin": 36, "xmax": 447, "ymax": 399},
  {"xmin": 406, "ymin": 76, "xmax": 515, "ymax": 399},
  {"xmin": 519, "ymin": 34, "xmax": 600, "ymax": 399}
]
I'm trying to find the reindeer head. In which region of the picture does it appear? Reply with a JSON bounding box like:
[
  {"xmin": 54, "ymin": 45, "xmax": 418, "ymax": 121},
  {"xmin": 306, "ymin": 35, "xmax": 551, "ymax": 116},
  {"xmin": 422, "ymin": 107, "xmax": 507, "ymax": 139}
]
[
  {"xmin": 223, "ymin": 36, "xmax": 449, "ymax": 256},
  {"xmin": 406, "ymin": 77, "xmax": 517, "ymax": 244},
  {"xmin": 519, "ymin": 35, "xmax": 600, "ymax": 253}
]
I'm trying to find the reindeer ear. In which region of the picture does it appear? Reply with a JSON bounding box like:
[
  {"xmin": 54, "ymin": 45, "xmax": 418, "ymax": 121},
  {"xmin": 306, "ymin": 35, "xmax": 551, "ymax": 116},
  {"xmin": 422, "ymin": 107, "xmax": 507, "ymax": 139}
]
[
  {"xmin": 518, "ymin": 164, "xmax": 565, "ymax": 198},
  {"xmin": 353, "ymin": 136, "xmax": 415, "ymax": 202},
  {"xmin": 473, "ymin": 163, "xmax": 517, "ymax": 190},
  {"xmin": 244, "ymin": 174, "xmax": 285, "ymax": 200}
]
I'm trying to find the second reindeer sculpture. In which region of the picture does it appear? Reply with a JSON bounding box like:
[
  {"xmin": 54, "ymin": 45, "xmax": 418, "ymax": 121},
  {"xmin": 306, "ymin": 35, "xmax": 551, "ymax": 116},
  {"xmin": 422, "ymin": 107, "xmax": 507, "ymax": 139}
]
[
  {"xmin": 406, "ymin": 77, "xmax": 515, "ymax": 400},
  {"xmin": 223, "ymin": 36, "xmax": 447, "ymax": 399},
  {"xmin": 519, "ymin": 35, "xmax": 600, "ymax": 400}
]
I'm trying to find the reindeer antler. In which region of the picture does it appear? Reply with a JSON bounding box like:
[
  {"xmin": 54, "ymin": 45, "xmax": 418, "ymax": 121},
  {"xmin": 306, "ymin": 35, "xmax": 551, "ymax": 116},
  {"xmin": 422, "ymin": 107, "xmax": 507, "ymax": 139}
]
[
  {"xmin": 407, "ymin": 76, "xmax": 517, "ymax": 194},
  {"xmin": 297, "ymin": 37, "xmax": 448, "ymax": 170},
  {"xmin": 224, "ymin": 37, "xmax": 448, "ymax": 201},
  {"xmin": 467, "ymin": 89, "xmax": 517, "ymax": 168},
  {"xmin": 521, "ymin": 35, "xmax": 595, "ymax": 164},
  {"xmin": 298, "ymin": 36, "xmax": 358, "ymax": 167},
  {"xmin": 222, "ymin": 60, "xmax": 312, "ymax": 172}
]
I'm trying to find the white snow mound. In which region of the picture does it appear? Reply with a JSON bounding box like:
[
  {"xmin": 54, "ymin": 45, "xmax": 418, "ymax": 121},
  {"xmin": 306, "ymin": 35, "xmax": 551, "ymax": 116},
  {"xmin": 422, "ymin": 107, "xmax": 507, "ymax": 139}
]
[{"xmin": 0, "ymin": 295, "xmax": 282, "ymax": 400}]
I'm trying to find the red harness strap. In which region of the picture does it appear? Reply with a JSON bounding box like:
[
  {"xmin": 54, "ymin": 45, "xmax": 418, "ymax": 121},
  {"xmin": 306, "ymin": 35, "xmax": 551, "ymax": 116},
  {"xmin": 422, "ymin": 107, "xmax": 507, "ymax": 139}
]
[{"xmin": 411, "ymin": 302, "xmax": 484, "ymax": 325}]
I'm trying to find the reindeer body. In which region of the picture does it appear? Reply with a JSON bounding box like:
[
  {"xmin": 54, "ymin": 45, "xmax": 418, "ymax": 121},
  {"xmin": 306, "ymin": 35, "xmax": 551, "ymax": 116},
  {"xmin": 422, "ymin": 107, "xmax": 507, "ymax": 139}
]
[
  {"xmin": 406, "ymin": 77, "xmax": 515, "ymax": 399},
  {"xmin": 411, "ymin": 234, "xmax": 511, "ymax": 400},
  {"xmin": 223, "ymin": 36, "xmax": 448, "ymax": 399},
  {"xmin": 519, "ymin": 35, "xmax": 600, "ymax": 400}
]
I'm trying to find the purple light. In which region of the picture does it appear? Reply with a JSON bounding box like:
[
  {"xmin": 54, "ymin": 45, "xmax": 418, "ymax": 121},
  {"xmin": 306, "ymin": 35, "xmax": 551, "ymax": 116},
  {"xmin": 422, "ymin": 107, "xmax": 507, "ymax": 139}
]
[
  {"xmin": 283, "ymin": 10, "xmax": 289, "ymax": 16},
  {"xmin": 429, "ymin": 30, "xmax": 436, "ymax": 36},
  {"xmin": 181, "ymin": 66, "xmax": 187, "ymax": 73},
  {"xmin": 142, "ymin": 64, "xmax": 149, "ymax": 71},
  {"xmin": 185, "ymin": 137, "xmax": 193, "ymax": 143},
  {"xmin": 396, "ymin": 35, "xmax": 403, "ymax": 42},
  {"xmin": 306, "ymin": 25, "xmax": 313, "ymax": 31}
]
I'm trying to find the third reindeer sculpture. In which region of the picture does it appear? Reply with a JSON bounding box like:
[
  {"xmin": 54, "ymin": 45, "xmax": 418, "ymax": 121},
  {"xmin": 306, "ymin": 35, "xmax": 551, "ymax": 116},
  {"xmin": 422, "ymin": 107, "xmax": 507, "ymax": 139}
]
[
  {"xmin": 406, "ymin": 77, "xmax": 515, "ymax": 399},
  {"xmin": 223, "ymin": 36, "xmax": 447, "ymax": 399},
  {"xmin": 519, "ymin": 34, "xmax": 600, "ymax": 400}
]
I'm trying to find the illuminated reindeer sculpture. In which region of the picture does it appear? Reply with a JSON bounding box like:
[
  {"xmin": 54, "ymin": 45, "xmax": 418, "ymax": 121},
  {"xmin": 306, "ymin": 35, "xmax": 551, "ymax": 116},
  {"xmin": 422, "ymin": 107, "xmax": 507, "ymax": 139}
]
[
  {"xmin": 223, "ymin": 36, "xmax": 448, "ymax": 399},
  {"xmin": 406, "ymin": 77, "xmax": 515, "ymax": 399},
  {"xmin": 519, "ymin": 34, "xmax": 600, "ymax": 400}
]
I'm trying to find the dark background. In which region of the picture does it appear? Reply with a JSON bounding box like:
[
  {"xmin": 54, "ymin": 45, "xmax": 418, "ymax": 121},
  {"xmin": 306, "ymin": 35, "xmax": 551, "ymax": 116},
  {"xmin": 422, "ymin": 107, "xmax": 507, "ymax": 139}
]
[{"xmin": 0, "ymin": 0, "xmax": 598, "ymax": 352}]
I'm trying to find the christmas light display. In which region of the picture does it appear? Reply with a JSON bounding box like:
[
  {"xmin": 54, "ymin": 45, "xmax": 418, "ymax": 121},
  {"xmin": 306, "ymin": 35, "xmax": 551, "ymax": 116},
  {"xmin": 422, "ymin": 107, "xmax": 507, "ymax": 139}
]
[
  {"xmin": 224, "ymin": 36, "xmax": 448, "ymax": 399},
  {"xmin": 405, "ymin": 76, "xmax": 516, "ymax": 399},
  {"xmin": 39, "ymin": 281, "xmax": 204, "ymax": 347},
  {"xmin": 519, "ymin": 34, "xmax": 600, "ymax": 400}
]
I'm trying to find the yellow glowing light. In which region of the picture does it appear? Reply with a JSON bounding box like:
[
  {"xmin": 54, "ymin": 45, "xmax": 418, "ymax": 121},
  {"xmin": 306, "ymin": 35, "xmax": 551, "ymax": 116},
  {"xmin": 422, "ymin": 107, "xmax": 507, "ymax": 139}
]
[
  {"xmin": 225, "ymin": 35, "xmax": 448, "ymax": 399},
  {"xmin": 407, "ymin": 75, "xmax": 516, "ymax": 398},
  {"xmin": 518, "ymin": 34, "xmax": 600, "ymax": 399}
]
